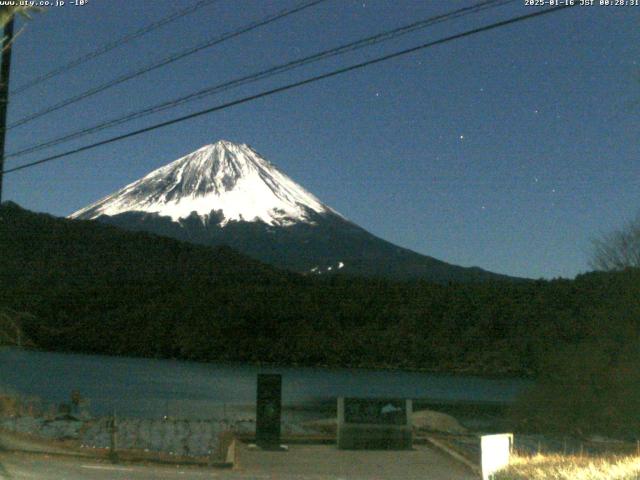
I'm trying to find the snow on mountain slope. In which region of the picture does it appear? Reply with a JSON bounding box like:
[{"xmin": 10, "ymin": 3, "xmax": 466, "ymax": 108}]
[
  {"xmin": 68, "ymin": 140, "xmax": 519, "ymax": 283},
  {"xmin": 70, "ymin": 140, "xmax": 340, "ymax": 227}
]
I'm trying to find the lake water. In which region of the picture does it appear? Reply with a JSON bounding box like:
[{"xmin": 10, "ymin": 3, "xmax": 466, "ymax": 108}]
[{"xmin": 0, "ymin": 348, "xmax": 532, "ymax": 419}]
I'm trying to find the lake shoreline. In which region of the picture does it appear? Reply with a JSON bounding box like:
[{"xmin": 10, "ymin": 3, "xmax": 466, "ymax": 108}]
[
  {"xmin": 0, "ymin": 346, "xmax": 532, "ymax": 421},
  {"xmin": 1, "ymin": 345, "xmax": 534, "ymax": 382}
]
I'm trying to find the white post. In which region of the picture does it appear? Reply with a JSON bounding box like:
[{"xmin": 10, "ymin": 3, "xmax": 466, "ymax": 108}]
[{"xmin": 480, "ymin": 433, "xmax": 513, "ymax": 480}]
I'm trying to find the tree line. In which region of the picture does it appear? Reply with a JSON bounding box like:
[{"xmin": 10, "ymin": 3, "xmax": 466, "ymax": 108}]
[{"xmin": 2, "ymin": 202, "xmax": 640, "ymax": 436}]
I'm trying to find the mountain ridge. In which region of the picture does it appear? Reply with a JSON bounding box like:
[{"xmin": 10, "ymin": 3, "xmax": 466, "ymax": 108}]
[{"xmin": 71, "ymin": 140, "xmax": 522, "ymax": 283}]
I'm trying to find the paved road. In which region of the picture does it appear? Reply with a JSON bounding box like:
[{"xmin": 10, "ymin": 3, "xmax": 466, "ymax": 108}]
[
  {"xmin": 0, "ymin": 446, "xmax": 477, "ymax": 480},
  {"xmin": 0, "ymin": 452, "xmax": 221, "ymax": 480},
  {"xmin": 236, "ymin": 443, "xmax": 477, "ymax": 480}
]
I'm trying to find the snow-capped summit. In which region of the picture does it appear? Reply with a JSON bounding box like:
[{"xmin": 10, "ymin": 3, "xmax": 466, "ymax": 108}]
[
  {"xmin": 70, "ymin": 140, "xmax": 516, "ymax": 283},
  {"xmin": 70, "ymin": 140, "xmax": 338, "ymax": 226}
]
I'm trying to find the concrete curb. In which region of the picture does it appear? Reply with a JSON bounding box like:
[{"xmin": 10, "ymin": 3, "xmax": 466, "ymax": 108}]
[
  {"xmin": 0, "ymin": 427, "xmax": 92, "ymax": 457},
  {"xmin": 424, "ymin": 435, "xmax": 481, "ymax": 476}
]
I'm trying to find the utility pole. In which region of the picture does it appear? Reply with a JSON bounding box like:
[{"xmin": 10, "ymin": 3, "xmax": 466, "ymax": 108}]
[{"xmin": 0, "ymin": 15, "xmax": 14, "ymax": 203}]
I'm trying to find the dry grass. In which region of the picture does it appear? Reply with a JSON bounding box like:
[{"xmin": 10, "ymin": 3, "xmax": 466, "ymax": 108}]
[{"xmin": 494, "ymin": 453, "xmax": 640, "ymax": 480}]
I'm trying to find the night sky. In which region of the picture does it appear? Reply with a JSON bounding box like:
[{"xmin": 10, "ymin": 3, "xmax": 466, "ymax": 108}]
[{"xmin": 3, "ymin": 0, "xmax": 639, "ymax": 279}]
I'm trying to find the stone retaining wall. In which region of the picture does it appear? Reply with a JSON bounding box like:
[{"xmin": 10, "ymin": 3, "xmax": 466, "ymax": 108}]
[{"xmin": 1, "ymin": 416, "xmax": 232, "ymax": 457}]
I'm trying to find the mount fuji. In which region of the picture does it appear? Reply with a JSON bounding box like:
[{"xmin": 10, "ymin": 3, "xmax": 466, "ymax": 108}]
[{"xmin": 71, "ymin": 140, "xmax": 514, "ymax": 283}]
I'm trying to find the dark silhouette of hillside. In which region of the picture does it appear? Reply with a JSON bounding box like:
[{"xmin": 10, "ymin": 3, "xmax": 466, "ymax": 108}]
[{"xmin": 3, "ymin": 202, "xmax": 640, "ymax": 400}]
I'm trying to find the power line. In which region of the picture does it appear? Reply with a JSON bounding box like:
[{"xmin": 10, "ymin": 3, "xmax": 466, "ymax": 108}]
[
  {"xmin": 3, "ymin": 5, "xmax": 576, "ymax": 176},
  {"xmin": 11, "ymin": 0, "xmax": 221, "ymax": 95},
  {"xmin": 6, "ymin": 0, "xmax": 327, "ymax": 130},
  {"xmin": 6, "ymin": 0, "xmax": 516, "ymax": 160}
]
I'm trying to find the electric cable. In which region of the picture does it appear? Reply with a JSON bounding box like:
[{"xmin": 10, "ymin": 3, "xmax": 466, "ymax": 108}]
[
  {"xmin": 12, "ymin": 0, "xmax": 221, "ymax": 94},
  {"xmin": 6, "ymin": 0, "xmax": 516, "ymax": 160},
  {"xmin": 6, "ymin": 0, "xmax": 328, "ymax": 129},
  {"xmin": 2, "ymin": 5, "xmax": 576, "ymax": 176}
]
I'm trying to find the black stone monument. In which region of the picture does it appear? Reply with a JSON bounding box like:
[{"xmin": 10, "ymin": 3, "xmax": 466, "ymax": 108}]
[{"xmin": 256, "ymin": 374, "xmax": 282, "ymax": 449}]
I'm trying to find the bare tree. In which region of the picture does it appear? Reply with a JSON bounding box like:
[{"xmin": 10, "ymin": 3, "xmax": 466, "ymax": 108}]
[{"xmin": 590, "ymin": 213, "xmax": 640, "ymax": 271}]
